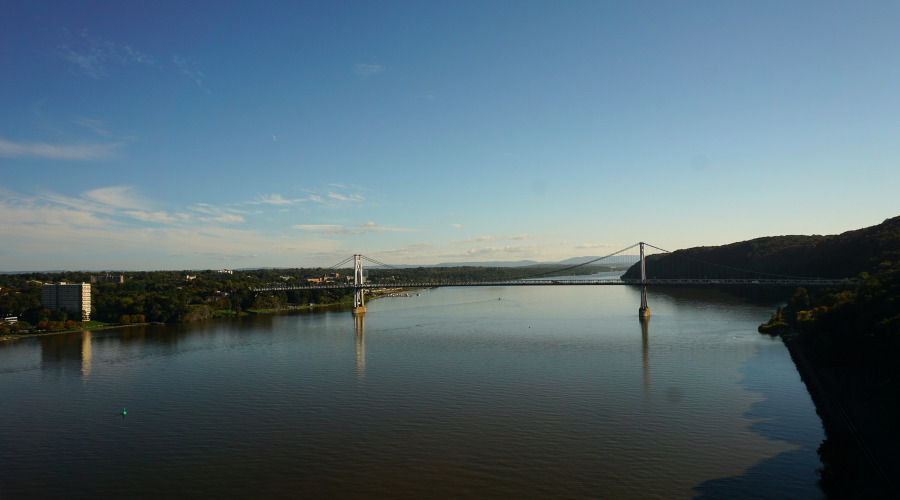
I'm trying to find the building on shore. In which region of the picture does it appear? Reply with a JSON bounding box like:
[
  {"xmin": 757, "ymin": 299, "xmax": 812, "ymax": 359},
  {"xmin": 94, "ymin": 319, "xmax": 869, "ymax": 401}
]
[
  {"xmin": 91, "ymin": 274, "xmax": 124, "ymax": 284},
  {"xmin": 41, "ymin": 282, "xmax": 91, "ymax": 321}
]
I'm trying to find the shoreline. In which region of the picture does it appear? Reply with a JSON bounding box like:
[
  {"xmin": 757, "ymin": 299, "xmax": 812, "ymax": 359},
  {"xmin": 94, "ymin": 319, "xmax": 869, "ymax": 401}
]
[
  {"xmin": 0, "ymin": 287, "xmax": 423, "ymax": 343},
  {"xmin": 780, "ymin": 332, "xmax": 900, "ymax": 498},
  {"xmin": 0, "ymin": 321, "xmax": 151, "ymax": 342}
]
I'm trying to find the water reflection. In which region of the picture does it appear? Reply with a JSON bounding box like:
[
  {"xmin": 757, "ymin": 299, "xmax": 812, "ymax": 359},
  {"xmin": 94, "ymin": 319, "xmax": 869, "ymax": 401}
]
[
  {"xmin": 0, "ymin": 285, "xmax": 826, "ymax": 499},
  {"xmin": 646, "ymin": 285, "xmax": 783, "ymax": 310},
  {"xmin": 40, "ymin": 331, "xmax": 92, "ymax": 379},
  {"xmin": 640, "ymin": 317, "xmax": 650, "ymax": 393},
  {"xmin": 354, "ymin": 313, "xmax": 366, "ymax": 381}
]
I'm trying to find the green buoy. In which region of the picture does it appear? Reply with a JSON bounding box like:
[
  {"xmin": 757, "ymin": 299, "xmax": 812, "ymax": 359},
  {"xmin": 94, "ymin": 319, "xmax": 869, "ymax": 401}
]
[{"xmin": 121, "ymin": 408, "xmax": 127, "ymax": 416}]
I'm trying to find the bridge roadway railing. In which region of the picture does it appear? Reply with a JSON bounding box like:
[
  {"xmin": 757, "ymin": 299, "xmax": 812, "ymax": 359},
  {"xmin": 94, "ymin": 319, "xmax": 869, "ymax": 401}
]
[{"xmin": 252, "ymin": 278, "xmax": 856, "ymax": 292}]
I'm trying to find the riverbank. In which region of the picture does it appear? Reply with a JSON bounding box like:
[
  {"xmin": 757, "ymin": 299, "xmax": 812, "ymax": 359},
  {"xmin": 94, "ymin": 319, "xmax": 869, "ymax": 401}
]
[
  {"xmin": 781, "ymin": 332, "xmax": 900, "ymax": 498},
  {"xmin": 0, "ymin": 321, "xmax": 147, "ymax": 342},
  {"xmin": 0, "ymin": 287, "xmax": 424, "ymax": 343}
]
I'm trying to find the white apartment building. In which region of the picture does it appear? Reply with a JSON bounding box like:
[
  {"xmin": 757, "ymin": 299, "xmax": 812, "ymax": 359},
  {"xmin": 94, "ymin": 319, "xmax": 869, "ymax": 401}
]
[{"xmin": 41, "ymin": 282, "xmax": 92, "ymax": 321}]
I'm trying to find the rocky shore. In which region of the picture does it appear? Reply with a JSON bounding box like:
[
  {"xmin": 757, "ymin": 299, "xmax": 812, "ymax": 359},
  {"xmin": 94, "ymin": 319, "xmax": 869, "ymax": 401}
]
[{"xmin": 781, "ymin": 332, "xmax": 900, "ymax": 498}]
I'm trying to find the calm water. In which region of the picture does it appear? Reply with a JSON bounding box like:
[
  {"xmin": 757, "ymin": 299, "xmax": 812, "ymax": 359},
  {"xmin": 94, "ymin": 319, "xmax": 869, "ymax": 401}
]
[{"xmin": 0, "ymin": 283, "xmax": 824, "ymax": 499}]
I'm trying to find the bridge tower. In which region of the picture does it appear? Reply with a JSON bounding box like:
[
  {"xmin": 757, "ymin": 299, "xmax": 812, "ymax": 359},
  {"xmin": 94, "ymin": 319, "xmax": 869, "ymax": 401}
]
[
  {"xmin": 639, "ymin": 242, "xmax": 650, "ymax": 320},
  {"xmin": 352, "ymin": 254, "xmax": 366, "ymax": 315}
]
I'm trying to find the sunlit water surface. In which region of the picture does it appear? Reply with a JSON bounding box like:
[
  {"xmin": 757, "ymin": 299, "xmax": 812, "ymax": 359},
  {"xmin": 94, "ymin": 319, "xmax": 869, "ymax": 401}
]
[{"xmin": 0, "ymin": 283, "xmax": 824, "ymax": 499}]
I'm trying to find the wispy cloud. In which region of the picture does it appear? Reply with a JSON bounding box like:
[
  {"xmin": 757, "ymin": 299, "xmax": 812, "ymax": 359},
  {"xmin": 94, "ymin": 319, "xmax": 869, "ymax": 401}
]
[
  {"xmin": 82, "ymin": 186, "xmax": 149, "ymax": 210},
  {"xmin": 172, "ymin": 55, "xmax": 209, "ymax": 94},
  {"xmin": 356, "ymin": 221, "xmax": 417, "ymax": 232},
  {"xmin": 354, "ymin": 63, "xmax": 384, "ymax": 78},
  {"xmin": 0, "ymin": 137, "xmax": 121, "ymax": 161},
  {"xmin": 293, "ymin": 224, "xmax": 343, "ymax": 231},
  {"xmin": 249, "ymin": 194, "xmax": 312, "ymax": 206},
  {"xmin": 465, "ymin": 245, "xmax": 535, "ymax": 256},
  {"xmin": 574, "ymin": 242, "xmax": 618, "ymax": 249},
  {"xmin": 55, "ymin": 27, "xmax": 212, "ymax": 96},
  {"xmin": 189, "ymin": 203, "xmax": 246, "ymax": 223},
  {"xmin": 58, "ymin": 29, "xmax": 154, "ymax": 78},
  {"xmin": 293, "ymin": 221, "xmax": 418, "ymax": 235},
  {"xmin": 245, "ymin": 188, "xmax": 365, "ymax": 207},
  {"xmin": 328, "ymin": 192, "xmax": 365, "ymax": 202},
  {"xmin": 0, "ymin": 197, "xmax": 108, "ymax": 229},
  {"xmin": 123, "ymin": 210, "xmax": 188, "ymax": 224},
  {"xmin": 0, "ymin": 186, "xmax": 341, "ymax": 270},
  {"xmin": 72, "ymin": 118, "xmax": 113, "ymax": 136},
  {"xmin": 293, "ymin": 224, "xmax": 364, "ymax": 235},
  {"xmin": 6, "ymin": 187, "xmax": 247, "ymax": 229},
  {"xmin": 458, "ymin": 234, "xmax": 534, "ymax": 244},
  {"xmin": 375, "ymin": 243, "xmax": 436, "ymax": 260}
]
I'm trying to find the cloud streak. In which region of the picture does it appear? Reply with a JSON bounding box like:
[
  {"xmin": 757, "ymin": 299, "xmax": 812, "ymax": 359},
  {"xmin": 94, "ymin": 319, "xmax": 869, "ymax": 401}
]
[
  {"xmin": 0, "ymin": 186, "xmax": 347, "ymax": 270},
  {"xmin": 457, "ymin": 234, "xmax": 534, "ymax": 244},
  {"xmin": 293, "ymin": 221, "xmax": 418, "ymax": 235},
  {"xmin": 328, "ymin": 192, "xmax": 364, "ymax": 202},
  {"xmin": 58, "ymin": 29, "xmax": 155, "ymax": 78},
  {"xmin": 0, "ymin": 137, "xmax": 121, "ymax": 161},
  {"xmin": 55, "ymin": 29, "xmax": 209, "ymax": 95},
  {"xmin": 465, "ymin": 245, "xmax": 534, "ymax": 256},
  {"xmin": 248, "ymin": 193, "xmax": 320, "ymax": 206},
  {"xmin": 245, "ymin": 188, "xmax": 364, "ymax": 207},
  {"xmin": 354, "ymin": 63, "xmax": 384, "ymax": 78},
  {"xmin": 574, "ymin": 242, "xmax": 618, "ymax": 249},
  {"xmin": 172, "ymin": 55, "xmax": 209, "ymax": 93},
  {"xmin": 82, "ymin": 186, "xmax": 150, "ymax": 210}
]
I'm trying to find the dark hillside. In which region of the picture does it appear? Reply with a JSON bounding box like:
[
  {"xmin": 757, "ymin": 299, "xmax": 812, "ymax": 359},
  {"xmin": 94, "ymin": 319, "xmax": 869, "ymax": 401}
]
[{"xmin": 622, "ymin": 216, "xmax": 900, "ymax": 280}]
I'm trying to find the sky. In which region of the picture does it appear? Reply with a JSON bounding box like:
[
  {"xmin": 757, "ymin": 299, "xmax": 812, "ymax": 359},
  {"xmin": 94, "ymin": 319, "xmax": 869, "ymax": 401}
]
[{"xmin": 2, "ymin": 1, "xmax": 899, "ymax": 271}]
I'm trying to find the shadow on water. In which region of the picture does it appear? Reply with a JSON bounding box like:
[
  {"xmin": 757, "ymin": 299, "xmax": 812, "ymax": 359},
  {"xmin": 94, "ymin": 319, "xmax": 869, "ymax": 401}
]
[
  {"xmin": 36, "ymin": 307, "xmax": 350, "ymax": 376},
  {"xmin": 692, "ymin": 346, "xmax": 825, "ymax": 499},
  {"xmin": 647, "ymin": 285, "xmax": 786, "ymax": 310}
]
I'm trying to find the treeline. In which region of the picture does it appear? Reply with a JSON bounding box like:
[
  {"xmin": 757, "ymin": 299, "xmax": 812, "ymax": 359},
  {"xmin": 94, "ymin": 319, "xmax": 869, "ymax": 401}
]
[
  {"xmin": 367, "ymin": 264, "xmax": 611, "ymax": 283},
  {"xmin": 0, "ymin": 263, "xmax": 609, "ymax": 334},
  {"xmin": 0, "ymin": 268, "xmax": 357, "ymax": 332}
]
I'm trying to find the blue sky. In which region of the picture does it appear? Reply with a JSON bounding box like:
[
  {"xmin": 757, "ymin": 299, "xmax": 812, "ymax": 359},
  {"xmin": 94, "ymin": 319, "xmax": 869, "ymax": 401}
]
[{"xmin": 2, "ymin": 1, "xmax": 899, "ymax": 271}]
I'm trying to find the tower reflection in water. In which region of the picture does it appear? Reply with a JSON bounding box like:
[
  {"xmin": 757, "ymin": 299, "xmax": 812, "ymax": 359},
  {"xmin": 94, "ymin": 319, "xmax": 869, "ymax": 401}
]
[
  {"xmin": 354, "ymin": 313, "xmax": 365, "ymax": 381},
  {"xmin": 351, "ymin": 314, "xmax": 648, "ymax": 388},
  {"xmin": 640, "ymin": 317, "xmax": 650, "ymax": 393}
]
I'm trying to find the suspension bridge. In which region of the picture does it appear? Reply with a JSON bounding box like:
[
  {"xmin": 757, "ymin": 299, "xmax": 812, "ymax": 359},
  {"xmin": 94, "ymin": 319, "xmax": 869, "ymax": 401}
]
[{"xmin": 253, "ymin": 242, "xmax": 856, "ymax": 318}]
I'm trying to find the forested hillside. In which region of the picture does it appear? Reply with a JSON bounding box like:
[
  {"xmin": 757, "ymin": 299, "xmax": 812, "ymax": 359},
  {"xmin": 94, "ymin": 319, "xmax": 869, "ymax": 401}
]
[
  {"xmin": 754, "ymin": 218, "xmax": 900, "ymax": 437},
  {"xmin": 622, "ymin": 216, "xmax": 900, "ymax": 280}
]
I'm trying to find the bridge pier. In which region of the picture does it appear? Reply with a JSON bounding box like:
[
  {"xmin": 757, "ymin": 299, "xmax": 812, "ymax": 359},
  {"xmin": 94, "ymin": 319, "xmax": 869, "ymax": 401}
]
[
  {"xmin": 352, "ymin": 290, "xmax": 366, "ymax": 315},
  {"xmin": 639, "ymin": 286, "xmax": 650, "ymax": 320},
  {"xmin": 352, "ymin": 254, "xmax": 367, "ymax": 315},
  {"xmin": 638, "ymin": 242, "xmax": 650, "ymax": 319}
]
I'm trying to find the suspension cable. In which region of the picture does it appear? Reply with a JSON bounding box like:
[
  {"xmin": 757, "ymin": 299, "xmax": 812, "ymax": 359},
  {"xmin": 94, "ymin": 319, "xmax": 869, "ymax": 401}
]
[
  {"xmin": 327, "ymin": 256, "xmax": 354, "ymax": 270},
  {"xmin": 516, "ymin": 243, "xmax": 643, "ymax": 280},
  {"xmin": 359, "ymin": 255, "xmax": 405, "ymax": 270}
]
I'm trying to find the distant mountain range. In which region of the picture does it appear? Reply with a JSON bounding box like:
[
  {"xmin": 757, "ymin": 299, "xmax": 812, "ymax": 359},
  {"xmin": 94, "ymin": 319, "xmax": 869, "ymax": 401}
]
[
  {"xmin": 0, "ymin": 256, "xmax": 640, "ymax": 273},
  {"xmin": 431, "ymin": 255, "xmax": 639, "ymax": 268}
]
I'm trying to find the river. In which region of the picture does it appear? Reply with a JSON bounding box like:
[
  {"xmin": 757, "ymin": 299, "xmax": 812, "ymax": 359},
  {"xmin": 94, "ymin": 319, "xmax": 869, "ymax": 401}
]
[{"xmin": 0, "ymin": 281, "xmax": 824, "ymax": 499}]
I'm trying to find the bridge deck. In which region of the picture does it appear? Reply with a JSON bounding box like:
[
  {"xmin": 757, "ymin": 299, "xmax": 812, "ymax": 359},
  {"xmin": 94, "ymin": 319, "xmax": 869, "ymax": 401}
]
[{"xmin": 254, "ymin": 278, "xmax": 855, "ymax": 292}]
